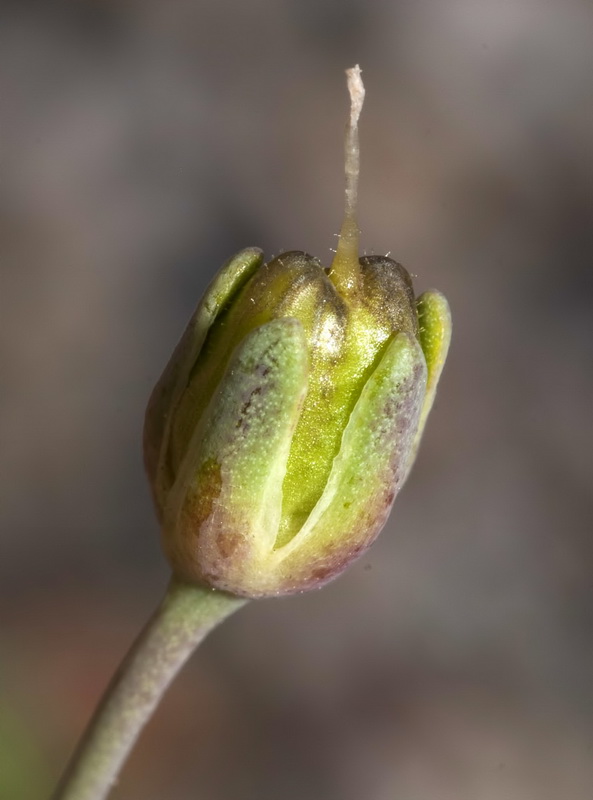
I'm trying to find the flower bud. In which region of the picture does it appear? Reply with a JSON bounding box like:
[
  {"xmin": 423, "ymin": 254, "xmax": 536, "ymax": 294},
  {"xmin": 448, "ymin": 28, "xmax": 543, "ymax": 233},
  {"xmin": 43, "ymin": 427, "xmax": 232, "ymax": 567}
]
[{"xmin": 144, "ymin": 67, "xmax": 451, "ymax": 597}]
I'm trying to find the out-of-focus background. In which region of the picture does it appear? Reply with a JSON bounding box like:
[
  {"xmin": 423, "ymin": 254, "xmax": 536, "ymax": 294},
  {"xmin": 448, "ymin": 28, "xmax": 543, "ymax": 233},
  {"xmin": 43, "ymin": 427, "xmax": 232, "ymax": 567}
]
[{"xmin": 1, "ymin": 1, "xmax": 592, "ymax": 798}]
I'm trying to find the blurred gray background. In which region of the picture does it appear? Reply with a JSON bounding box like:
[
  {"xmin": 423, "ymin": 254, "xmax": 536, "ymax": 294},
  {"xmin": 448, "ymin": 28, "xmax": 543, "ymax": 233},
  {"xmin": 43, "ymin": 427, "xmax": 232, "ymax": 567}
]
[{"xmin": 1, "ymin": 1, "xmax": 592, "ymax": 798}]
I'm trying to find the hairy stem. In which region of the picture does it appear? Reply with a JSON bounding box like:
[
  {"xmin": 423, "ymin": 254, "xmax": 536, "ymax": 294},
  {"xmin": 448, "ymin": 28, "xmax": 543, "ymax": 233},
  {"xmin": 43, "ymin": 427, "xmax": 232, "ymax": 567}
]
[{"xmin": 51, "ymin": 578, "xmax": 246, "ymax": 800}]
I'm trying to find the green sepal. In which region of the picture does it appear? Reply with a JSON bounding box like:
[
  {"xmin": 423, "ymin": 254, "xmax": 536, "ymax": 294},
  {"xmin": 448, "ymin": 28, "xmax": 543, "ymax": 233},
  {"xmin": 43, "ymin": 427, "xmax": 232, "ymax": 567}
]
[
  {"xmin": 269, "ymin": 331, "xmax": 427, "ymax": 594},
  {"xmin": 163, "ymin": 318, "xmax": 309, "ymax": 594},
  {"xmin": 411, "ymin": 290, "xmax": 452, "ymax": 462},
  {"xmin": 144, "ymin": 247, "xmax": 264, "ymax": 519}
]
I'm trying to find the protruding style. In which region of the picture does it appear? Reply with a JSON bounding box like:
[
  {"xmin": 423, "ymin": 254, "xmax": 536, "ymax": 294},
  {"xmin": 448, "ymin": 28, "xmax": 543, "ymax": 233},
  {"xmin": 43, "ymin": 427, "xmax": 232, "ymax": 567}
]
[{"xmin": 329, "ymin": 64, "xmax": 365, "ymax": 296}]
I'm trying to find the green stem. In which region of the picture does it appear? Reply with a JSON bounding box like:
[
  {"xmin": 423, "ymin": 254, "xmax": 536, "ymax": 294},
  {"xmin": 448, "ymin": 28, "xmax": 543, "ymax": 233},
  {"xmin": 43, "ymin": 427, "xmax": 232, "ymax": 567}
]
[{"xmin": 51, "ymin": 578, "xmax": 247, "ymax": 800}]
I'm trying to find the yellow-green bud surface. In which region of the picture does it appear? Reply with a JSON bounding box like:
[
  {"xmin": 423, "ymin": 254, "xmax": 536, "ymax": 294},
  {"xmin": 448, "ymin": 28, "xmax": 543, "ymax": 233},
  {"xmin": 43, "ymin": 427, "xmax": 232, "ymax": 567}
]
[{"xmin": 143, "ymin": 67, "xmax": 451, "ymax": 596}]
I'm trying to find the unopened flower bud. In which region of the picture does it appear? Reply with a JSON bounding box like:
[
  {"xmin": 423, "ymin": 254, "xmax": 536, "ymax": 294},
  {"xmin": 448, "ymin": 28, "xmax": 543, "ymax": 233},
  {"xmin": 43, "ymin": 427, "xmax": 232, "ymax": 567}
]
[{"xmin": 144, "ymin": 66, "xmax": 451, "ymax": 597}]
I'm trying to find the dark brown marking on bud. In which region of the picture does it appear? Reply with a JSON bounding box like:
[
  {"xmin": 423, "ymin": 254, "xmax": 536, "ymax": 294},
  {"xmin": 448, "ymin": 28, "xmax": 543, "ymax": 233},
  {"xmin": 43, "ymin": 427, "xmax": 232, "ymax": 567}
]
[
  {"xmin": 236, "ymin": 385, "xmax": 263, "ymax": 429},
  {"xmin": 216, "ymin": 528, "xmax": 243, "ymax": 560},
  {"xmin": 190, "ymin": 458, "xmax": 222, "ymax": 528},
  {"xmin": 311, "ymin": 563, "xmax": 334, "ymax": 582}
]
